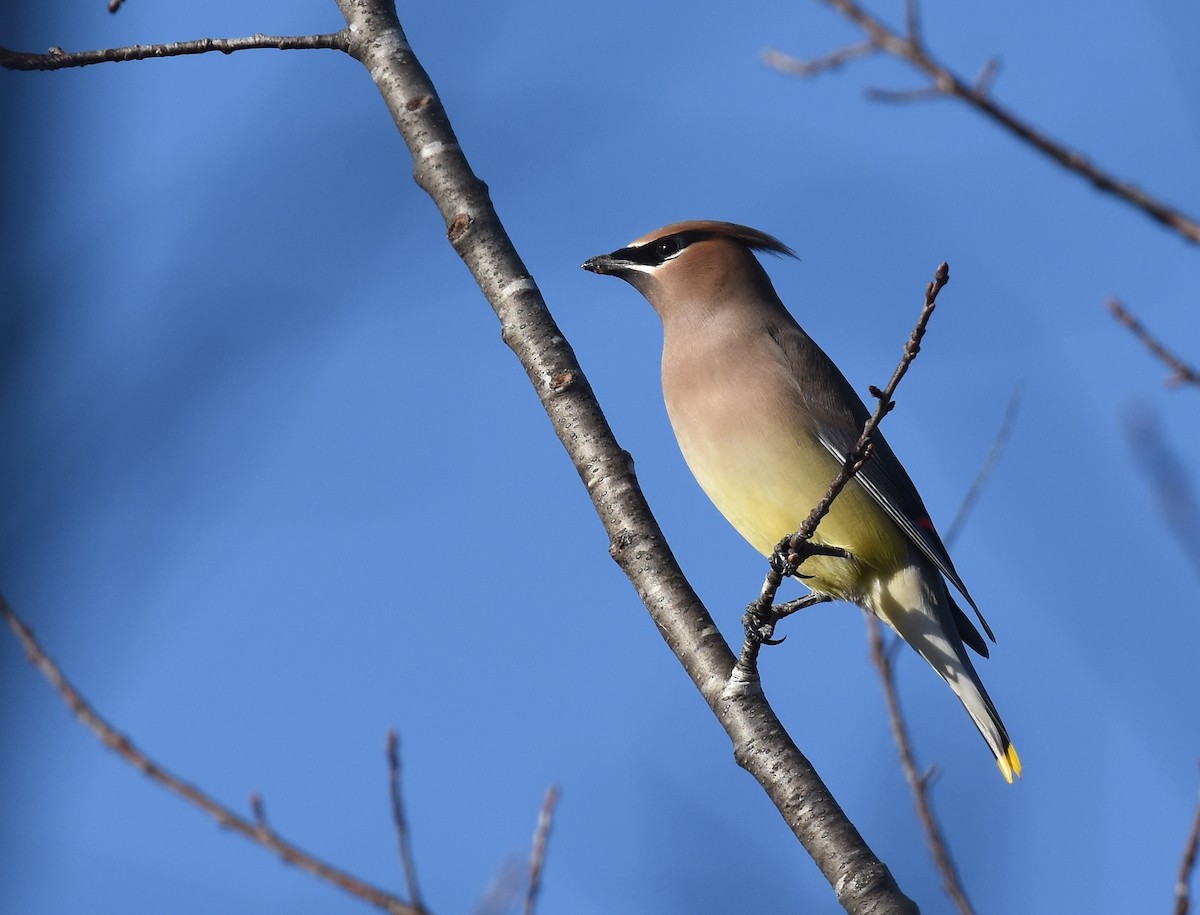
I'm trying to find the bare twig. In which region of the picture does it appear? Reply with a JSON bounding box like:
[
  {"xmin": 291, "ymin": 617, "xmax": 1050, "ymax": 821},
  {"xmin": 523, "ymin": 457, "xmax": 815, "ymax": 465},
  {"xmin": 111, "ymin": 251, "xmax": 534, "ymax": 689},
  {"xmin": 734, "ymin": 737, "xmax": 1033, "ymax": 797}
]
[
  {"xmin": 788, "ymin": 262, "xmax": 949, "ymax": 560},
  {"xmin": 943, "ymin": 385, "xmax": 1023, "ymax": 547},
  {"xmin": 973, "ymin": 57, "xmax": 1001, "ymax": 95},
  {"xmin": 762, "ymin": 41, "xmax": 878, "ymax": 78},
  {"xmin": 387, "ymin": 730, "xmax": 427, "ymax": 913},
  {"xmin": 7, "ymin": 2, "xmax": 919, "ymax": 908},
  {"xmin": 249, "ymin": 792, "xmax": 269, "ymax": 829},
  {"xmin": 867, "ymin": 616, "xmax": 973, "ymax": 915},
  {"xmin": 524, "ymin": 786, "xmax": 560, "ymax": 915},
  {"xmin": 765, "ymin": 0, "xmax": 1200, "ymax": 245},
  {"xmin": 735, "ymin": 261, "xmax": 950, "ymax": 679},
  {"xmin": 864, "ymin": 85, "xmax": 943, "ymax": 104},
  {"xmin": 0, "ymin": 32, "xmax": 350, "ymax": 71},
  {"xmin": 902, "ymin": 0, "xmax": 922, "ymax": 47},
  {"xmin": 0, "ymin": 595, "xmax": 421, "ymax": 915},
  {"xmin": 866, "ymin": 382, "xmax": 1021, "ymax": 912},
  {"xmin": 1176, "ymin": 766, "xmax": 1200, "ymax": 915},
  {"xmin": 1108, "ymin": 299, "xmax": 1200, "ymax": 388},
  {"xmin": 107, "ymin": 0, "xmax": 126, "ymax": 13},
  {"xmin": 336, "ymin": 2, "xmax": 919, "ymax": 911},
  {"xmin": 1123, "ymin": 407, "xmax": 1200, "ymax": 579}
]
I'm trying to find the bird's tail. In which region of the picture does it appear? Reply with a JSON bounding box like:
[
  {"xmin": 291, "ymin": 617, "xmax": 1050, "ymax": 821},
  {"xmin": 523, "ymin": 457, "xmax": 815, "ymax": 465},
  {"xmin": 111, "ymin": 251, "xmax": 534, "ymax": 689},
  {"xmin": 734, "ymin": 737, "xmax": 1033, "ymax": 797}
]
[{"xmin": 873, "ymin": 564, "xmax": 1021, "ymax": 783}]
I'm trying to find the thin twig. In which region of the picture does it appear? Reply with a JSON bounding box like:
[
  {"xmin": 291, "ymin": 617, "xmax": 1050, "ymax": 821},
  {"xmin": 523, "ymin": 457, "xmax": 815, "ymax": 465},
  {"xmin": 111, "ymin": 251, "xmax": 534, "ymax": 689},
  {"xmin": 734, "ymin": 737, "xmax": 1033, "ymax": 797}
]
[
  {"xmin": 787, "ymin": 261, "xmax": 949, "ymax": 559},
  {"xmin": 867, "ymin": 615, "xmax": 974, "ymax": 915},
  {"xmin": 762, "ymin": 41, "xmax": 878, "ymax": 78},
  {"xmin": 974, "ymin": 57, "xmax": 1001, "ymax": 95},
  {"xmin": 867, "ymin": 381, "xmax": 1021, "ymax": 913},
  {"xmin": 1123, "ymin": 407, "xmax": 1200, "ymax": 579},
  {"xmin": 1176, "ymin": 765, "xmax": 1200, "ymax": 915},
  {"xmin": 387, "ymin": 730, "xmax": 427, "ymax": 913},
  {"xmin": 764, "ymin": 0, "xmax": 1200, "ymax": 245},
  {"xmin": 864, "ymin": 86, "xmax": 943, "ymax": 104},
  {"xmin": 0, "ymin": 595, "xmax": 421, "ymax": 915},
  {"xmin": 943, "ymin": 385, "xmax": 1023, "ymax": 547},
  {"xmin": 1108, "ymin": 299, "xmax": 1200, "ymax": 388},
  {"xmin": 250, "ymin": 792, "xmax": 269, "ymax": 829},
  {"xmin": 735, "ymin": 262, "xmax": 950, "ymax": 679},
  {"xmin": 902, "ymin": 0, "xmax": 922, "ymax": 47},
  {"xmin": 6, "ymin": 2, "xmax": 919, "ymax": 910},
  {"xmin": 524, "ymin": 786, "xmax": 560, "ymax": 915},
  {"xmin": 0, "ymin": 32, "xmax": 350, "ymax": 71}
]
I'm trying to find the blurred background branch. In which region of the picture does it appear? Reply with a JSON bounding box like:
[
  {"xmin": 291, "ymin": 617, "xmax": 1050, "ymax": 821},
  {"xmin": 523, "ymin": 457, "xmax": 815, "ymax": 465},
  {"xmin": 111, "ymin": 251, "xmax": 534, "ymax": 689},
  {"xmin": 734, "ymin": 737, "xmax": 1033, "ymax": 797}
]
[
  {"xmin": 765, "ymin": 0, "xmax": 1200, "ymax": 245},
  {"xmin": 1, "ymin": 595, "xmax": 423, "ymax": 915},
  {"xmin": 1108, "ymin": 300, "xmax": 1200, "ymax": 389}
]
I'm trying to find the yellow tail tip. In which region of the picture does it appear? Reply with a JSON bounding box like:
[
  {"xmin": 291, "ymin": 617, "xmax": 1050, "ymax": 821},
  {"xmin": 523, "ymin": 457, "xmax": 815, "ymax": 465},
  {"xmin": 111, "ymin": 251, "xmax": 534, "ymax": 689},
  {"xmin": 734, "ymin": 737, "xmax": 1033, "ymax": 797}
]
[{"xmin": 997, "ymin": 744, "xmax": 1022, "ymax": 784}]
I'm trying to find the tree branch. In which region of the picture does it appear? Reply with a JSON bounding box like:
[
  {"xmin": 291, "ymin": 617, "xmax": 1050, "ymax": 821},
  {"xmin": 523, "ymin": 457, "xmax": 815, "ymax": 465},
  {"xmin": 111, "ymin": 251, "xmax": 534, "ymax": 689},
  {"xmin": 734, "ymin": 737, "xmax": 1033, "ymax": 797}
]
[
  {"xmin": 867, "ymin": 616, "xmax": 974, "ymax": 915},
  {"xmin": 0, "ymin": 595, "xmax": 421, "ymax": 915},
  {"xmin": 1176, "ymin": 765, "xmax": 1200, "ymax": 915},
  {"xmin": 788, "ymin": 261, "xmax": 947, "ymax": 552},
  {"xmin": 1108, "ymin": 299, "xmax": 1200, "ymax": 388},
  {"xmin": 5, "ymin": 2, "xmax": 919, "ymax": 909},
  {"xmin": 524, "ymin": 786, "xmax": 559, "ymax": 915},
  {"xmin": 0, "ymin": 32, "xmax": 350, "ymax": 71},
  {"xmin": 387, "ymin": 730, "xmax": 428, "ymax": 914},
  {"xmin": 865, "ymin": 384, "xmax": 1022, "ymax": 914},
  {"xmin": 1123, "ymin": 407, "xmax": 1200, "ymax": 579},
  {"xmin": 943, "ymin": 384, "xmax": 1023, "ymax": 547},
  {"xmin": 332, "ymin": 0, "xmax": 915, "ymax": 910},
  {"xmin": 764, "ymin": 0, "xmax": 1200, "ymax": 245},
  {"xmin": 735, "ymin": 261, "xmax": 949, "ymax": 670}
]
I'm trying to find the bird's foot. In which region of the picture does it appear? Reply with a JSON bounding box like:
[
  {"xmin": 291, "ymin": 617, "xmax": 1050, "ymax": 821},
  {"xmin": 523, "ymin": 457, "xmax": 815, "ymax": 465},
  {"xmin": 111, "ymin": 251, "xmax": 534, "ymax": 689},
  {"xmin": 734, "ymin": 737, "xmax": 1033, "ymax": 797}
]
[
  {"xmin": 772, "ymin": 537, "xmax": 849, "ymax": 581},
  {"xmin": 743, "ymin": 601, "xmax": 784, "ymax": 647}
]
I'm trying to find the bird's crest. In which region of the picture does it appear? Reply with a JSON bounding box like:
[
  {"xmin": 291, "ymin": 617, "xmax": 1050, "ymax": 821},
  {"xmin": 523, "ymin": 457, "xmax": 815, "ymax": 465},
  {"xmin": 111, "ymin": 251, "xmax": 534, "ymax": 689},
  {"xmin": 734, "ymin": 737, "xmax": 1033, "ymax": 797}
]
[{"xmin": 629, "ymin": 220, "xmax": 797, "ymax": 259}]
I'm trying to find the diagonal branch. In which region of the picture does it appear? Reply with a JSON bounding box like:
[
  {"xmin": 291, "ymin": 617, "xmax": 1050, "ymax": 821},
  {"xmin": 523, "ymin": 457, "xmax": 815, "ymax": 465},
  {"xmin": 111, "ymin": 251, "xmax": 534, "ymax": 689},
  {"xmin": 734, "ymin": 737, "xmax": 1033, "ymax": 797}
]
[
  {"xmin": 524, "ymin": 785, "xmax": 559, "ymax": 915},
  {"xmin": 762, "ymin": 41, "xmax": 878, "ymax": 78},
  {"xmin": 764, "ymin": 0, "xmax": 1200, "ymax": 245},
  {"xmin": 7, "ymin": 3, "xmax": 917, "ymax": 910},
  {"xmin": 866, "ymin": 383, "xmax": 1021, "ymax": 915},
  {"xmin": 332, "ymin": 1, "xmax": 916, "ymax": 911},
  {"xmin": 788, "ymin": 261, "xmax": 948, "ymax": 558},
  {"xmin": 1108, "ymin": 299, "xmax": 1200, "ymax": 388},
  {"xmin": 943, "ymin": 384, "xmax": 1023, "ymax": 547},
  {"xmin": 867, "ymin": 615, "xmax": 974, "ymax": 915},
  {"xmin": 1123, "ymin": 407, "xmax": 1200, "ymax": 579},
  {"xmin": 1176, "ymin": 766, "xmax": 1200, "ymax": 915},
  {"xmin": 387, "ymin": 731, "xmax": 428, "ymax": 913},
  {"xmin": 0, "ymin": 32, "xmax": 350, "ymax": 71},
  {"xmin": 736, "ymin": 261, "xmax": 950, "ymax": 673},
  {"xmin": 0, "ymin": 595, "xmax": 421, "ymax": 915}
]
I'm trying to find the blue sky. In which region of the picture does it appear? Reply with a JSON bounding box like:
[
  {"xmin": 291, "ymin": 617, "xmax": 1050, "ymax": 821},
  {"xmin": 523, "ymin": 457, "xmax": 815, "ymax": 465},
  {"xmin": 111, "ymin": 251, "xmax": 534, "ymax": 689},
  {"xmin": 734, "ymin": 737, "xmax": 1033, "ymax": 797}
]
[{"xmin": 3, "ymin": 1, "xmax": 1200, "ymax": 913}]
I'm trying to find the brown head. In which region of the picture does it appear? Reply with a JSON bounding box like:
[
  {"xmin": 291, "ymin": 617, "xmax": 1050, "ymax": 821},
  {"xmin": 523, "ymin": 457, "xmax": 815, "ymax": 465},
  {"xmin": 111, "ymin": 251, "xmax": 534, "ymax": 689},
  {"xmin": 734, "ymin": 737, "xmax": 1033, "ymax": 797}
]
[{"xmin": 581, "ymin": 220, "xmax": 796, "ymax": 324}]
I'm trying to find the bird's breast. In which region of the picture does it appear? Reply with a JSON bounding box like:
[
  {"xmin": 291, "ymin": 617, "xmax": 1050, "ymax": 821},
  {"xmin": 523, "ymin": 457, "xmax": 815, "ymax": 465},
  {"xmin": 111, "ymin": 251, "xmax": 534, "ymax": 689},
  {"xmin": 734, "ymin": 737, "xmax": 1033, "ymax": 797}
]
[{"xmin": 661, "ymin": 336, "xmax": 906, "ymax": 598}]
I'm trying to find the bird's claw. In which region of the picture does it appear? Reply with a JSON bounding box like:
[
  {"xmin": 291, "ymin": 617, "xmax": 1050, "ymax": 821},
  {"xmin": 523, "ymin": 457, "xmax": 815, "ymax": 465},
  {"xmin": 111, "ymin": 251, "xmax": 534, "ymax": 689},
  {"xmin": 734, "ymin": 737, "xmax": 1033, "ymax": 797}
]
[{"xmin": 743, "ymin": 603, "xmax": 784, "ymax": 647}]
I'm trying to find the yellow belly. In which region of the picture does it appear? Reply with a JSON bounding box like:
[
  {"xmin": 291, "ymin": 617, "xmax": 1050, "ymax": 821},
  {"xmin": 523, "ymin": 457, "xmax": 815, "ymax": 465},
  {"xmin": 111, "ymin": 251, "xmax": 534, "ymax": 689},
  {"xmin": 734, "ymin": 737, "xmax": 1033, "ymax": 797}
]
[{"xmin": 673, "ymin": 416, "xmax": 907, "ymax": 601}]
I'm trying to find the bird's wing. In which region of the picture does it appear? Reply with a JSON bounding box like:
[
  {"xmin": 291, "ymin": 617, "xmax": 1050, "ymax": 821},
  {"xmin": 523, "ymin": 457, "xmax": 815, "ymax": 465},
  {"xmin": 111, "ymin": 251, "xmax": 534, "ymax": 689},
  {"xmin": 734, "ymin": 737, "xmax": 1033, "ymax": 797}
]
[{"xmin": 767, "ymin": 320, "xmax": 997, "ymax": 644}]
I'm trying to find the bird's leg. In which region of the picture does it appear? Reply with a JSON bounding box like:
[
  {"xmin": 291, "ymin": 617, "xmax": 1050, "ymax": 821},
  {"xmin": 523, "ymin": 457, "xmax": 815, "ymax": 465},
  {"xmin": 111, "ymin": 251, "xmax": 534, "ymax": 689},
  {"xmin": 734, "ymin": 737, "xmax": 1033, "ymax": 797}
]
[
  {"xmin": 733, "ymin": 537, "xmax": 845, "ymax": 685},
  {"xmin": 732, "ymin": 600, "xmax": 779, "ymax": 688},
  {"xmin": 732, "ymin": 581, "xmax": 833, "ymax": 690},
  {"xmin": 746, "ymin": 546, "xmax": 795, "ymax": 639},
  {"xmin": 743, "ymin": 599, "xmax": 783, "ymax": 646}
]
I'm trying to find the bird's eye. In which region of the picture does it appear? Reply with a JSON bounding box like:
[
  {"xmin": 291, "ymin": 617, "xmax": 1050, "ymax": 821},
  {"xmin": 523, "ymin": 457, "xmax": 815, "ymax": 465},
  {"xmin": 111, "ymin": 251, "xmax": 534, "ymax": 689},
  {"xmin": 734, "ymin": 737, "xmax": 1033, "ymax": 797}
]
[{"xmin": 654, "ymin": 236, "xmax": 684, "ymax": 260}]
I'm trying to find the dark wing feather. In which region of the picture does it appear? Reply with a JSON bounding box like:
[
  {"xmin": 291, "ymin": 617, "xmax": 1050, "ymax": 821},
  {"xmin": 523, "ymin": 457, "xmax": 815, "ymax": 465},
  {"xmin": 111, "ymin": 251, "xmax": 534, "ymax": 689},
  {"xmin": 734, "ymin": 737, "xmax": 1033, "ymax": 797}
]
[{"xmin": 766, "ymin": 319, "xmax": 997, "ymax": 646}]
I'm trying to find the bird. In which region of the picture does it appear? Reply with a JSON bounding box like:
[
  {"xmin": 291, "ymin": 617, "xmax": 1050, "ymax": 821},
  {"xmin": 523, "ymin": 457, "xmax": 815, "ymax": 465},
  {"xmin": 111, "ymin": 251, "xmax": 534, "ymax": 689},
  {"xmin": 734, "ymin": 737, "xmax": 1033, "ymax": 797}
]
[{"xmin": 582, "ymin": 220, "xmax": 1020, "ymax": 783}]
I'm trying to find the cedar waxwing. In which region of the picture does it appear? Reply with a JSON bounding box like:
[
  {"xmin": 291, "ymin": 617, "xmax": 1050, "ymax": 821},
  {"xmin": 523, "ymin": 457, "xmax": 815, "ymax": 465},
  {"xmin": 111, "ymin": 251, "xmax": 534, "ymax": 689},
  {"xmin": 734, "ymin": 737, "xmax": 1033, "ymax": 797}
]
[{"xmin": 582, "ymin": 220, "xmax": 1020, "ymax": 783}]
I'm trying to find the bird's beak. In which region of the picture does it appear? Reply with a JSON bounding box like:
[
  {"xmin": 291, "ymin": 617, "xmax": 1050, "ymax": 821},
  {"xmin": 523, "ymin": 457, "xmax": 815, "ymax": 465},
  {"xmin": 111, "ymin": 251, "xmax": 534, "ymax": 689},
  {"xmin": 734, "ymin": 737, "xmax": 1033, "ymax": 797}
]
[{"xmin": 581, "ymin": 252, "xmax": 622, "ymax": 275}]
